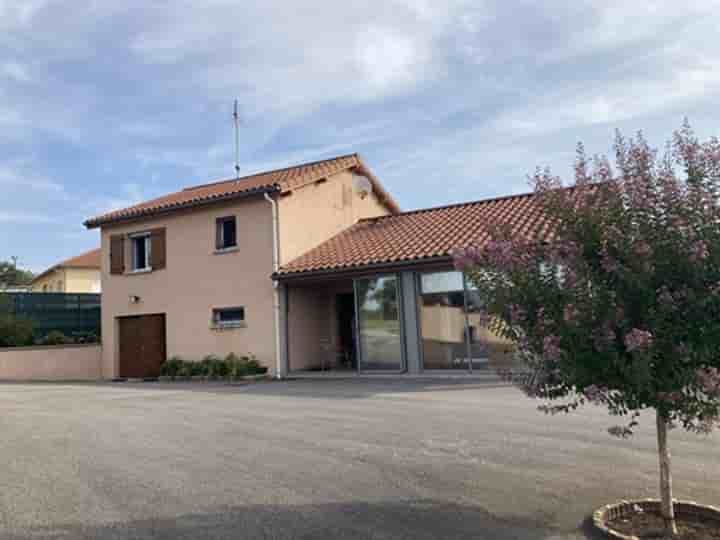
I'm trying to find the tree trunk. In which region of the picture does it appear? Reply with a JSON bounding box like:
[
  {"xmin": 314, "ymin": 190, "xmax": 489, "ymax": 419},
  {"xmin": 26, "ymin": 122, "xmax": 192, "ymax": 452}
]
[{"xmin": 656, "ymin": 410, "xmax": 679, "ymax": 538}]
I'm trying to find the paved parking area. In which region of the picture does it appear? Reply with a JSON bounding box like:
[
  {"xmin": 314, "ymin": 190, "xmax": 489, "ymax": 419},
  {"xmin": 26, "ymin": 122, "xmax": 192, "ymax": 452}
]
[{"xmin": 0, "ymin": 379, "xmax": 718, "ymax": 539}]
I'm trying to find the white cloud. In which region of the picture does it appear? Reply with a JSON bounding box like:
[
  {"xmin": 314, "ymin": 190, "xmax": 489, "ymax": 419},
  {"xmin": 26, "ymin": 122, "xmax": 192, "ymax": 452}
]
[
  {"xmin": 0, "ymin": 162, "xmax": 68, "ymax": 198},
  {"xmin": 0, "ymin": 211, "xmax": 55, "ymax": 224},
  {"xmin": 1, "ymin": 0, "xmax": 720, "ymax": 269},
  {"xmin": 355, "ymin": 27, "xmax": 428, "ymax": 97},
  {"xmin": 1, "ymin": 62, "xmax": 30, "ymax": 82}
]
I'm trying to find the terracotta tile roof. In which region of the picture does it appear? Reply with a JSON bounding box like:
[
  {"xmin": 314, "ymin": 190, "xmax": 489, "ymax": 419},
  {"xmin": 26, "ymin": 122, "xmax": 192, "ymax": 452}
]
[
  {"xmin": 278, "ymin": 191, "xmax": 555, "ymax": 277},
  {"xmin": 61, "ymin": 248, "xmax": 102, "ymax": 269},
  {"xmin": 32, "ymin": 248, "xmax": 101, "ymax": 284},
  {"xmin": 84, "ymin": 154, "xmax": 400, "ymax": 228}
]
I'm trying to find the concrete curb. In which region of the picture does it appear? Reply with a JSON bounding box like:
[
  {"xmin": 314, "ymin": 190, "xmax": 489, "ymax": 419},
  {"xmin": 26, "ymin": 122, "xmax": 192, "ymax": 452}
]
[{"xmin": 592, "ymin": 498, "xmax": 720, "ymax": 539}]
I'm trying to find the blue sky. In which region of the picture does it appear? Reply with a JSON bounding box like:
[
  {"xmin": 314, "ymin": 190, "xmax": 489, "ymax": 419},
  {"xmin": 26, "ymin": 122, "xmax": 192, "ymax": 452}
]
[{"xmin": 1, "ymin": 1, "xmax": 719, "ymax": 272}]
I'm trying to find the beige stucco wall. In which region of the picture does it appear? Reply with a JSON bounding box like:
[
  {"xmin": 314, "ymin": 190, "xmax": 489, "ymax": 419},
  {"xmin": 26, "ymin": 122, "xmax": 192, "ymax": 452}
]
[
  {"xmin": 0, "ymin": 344, "xmax": 102, "ymax": 380},
  {"xmin": 31, "ymin": 268, "xmax": 101, "ymax": 293},
  {"xmin": 287, "ymin": 280, "xmax": 354, "ymax": 371},
  {"xmin": 31, "ymin": 268, "xmax": 65, "ymax": 292},
  {"xmin": 100, "ymin": 196, "xmax": 276, "ymax": 379},
  {"xmin": 66, "ymin": 268, "xmax": 102, "ymax": 293},
  {"xmin": 278, "ymin": 170, "xmax": 391, "ymax": 265}
]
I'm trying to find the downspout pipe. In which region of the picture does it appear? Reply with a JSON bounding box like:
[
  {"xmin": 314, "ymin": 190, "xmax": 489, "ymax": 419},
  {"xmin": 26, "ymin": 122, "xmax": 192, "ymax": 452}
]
[{"xmin": 264, "ymin": 192, "xmax": 283, "ymax": 379}]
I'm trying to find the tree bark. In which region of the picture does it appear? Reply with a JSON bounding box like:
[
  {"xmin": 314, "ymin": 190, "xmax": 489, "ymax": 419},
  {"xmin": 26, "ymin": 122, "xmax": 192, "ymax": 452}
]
[{"xmin": 656, "ymin": 410, "xmax": 679, "ymax": 538}]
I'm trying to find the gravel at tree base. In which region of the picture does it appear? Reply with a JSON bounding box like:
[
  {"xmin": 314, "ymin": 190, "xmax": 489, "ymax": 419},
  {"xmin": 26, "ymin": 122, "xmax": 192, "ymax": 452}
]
[{"xmin": 608, "ymin": 510, "xmax": 720, "ymax": 539}]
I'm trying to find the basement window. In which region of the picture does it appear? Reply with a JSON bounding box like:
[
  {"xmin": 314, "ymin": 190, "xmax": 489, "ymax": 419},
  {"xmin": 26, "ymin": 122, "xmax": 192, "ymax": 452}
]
[{"xmin": 212, "ymin": 307, "xmax": 245, "ymax": 328}]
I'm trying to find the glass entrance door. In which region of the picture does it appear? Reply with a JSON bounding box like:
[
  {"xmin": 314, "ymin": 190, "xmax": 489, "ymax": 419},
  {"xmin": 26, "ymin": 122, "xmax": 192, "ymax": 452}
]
[{"xmin": 355, "ymin": 275, "xmax": 404, "ymax": 372}]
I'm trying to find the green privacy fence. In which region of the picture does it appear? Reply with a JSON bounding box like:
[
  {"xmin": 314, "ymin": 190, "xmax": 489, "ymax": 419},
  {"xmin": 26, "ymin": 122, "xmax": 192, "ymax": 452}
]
[{"xmin": 0, "ymin": 293, "xmax": 101, "ymax": 341}]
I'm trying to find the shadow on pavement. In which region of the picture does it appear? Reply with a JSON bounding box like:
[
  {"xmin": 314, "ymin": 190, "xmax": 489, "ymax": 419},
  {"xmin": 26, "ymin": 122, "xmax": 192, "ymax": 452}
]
[
  {"xmin": 4, "ymin": 500, "xmax": 584, "ymax": 540},
  {"xmin": 97, "ymin": 378, "xmax": 518, "ymax": 400}
]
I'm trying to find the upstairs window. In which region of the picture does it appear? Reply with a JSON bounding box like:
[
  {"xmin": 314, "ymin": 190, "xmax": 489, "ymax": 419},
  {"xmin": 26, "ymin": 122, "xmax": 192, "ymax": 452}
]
[
  {"xmin": 131, "ymin": 233, "xmax": 152, "ymax": 271},
  {"xmin": 109, "ymin": 228, "xmax": 165, "ymax": 275},
  {"xmin": 212, "ymin": 307, "xmax": 245, "ymax": 328},
  {"xmin": 216, "ymin": 216, "xmax": 237, "ymax": 251}
]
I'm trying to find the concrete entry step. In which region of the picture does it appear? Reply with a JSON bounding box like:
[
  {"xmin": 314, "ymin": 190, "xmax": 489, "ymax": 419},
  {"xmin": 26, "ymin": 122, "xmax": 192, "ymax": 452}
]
[{"xmin": 286, "ymin": 371, "xmax": 507, "ymax": 381}]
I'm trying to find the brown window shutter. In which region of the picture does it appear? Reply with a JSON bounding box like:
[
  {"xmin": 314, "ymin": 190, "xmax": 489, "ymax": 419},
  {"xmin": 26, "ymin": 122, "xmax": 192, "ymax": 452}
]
[
  {"xmin": 215, "ymin": 218, "xmax": 223, "ymax": 250},
  {"xmin": 110, "ymin": 235, "xmax": 125, "ymax": 275},
  {"xmin": 150, "ymin": 228, "xmax": 166, "ymax": 270}
]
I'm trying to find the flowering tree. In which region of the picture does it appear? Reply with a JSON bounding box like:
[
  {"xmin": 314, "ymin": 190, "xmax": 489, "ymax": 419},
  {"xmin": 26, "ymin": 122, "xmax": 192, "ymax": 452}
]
[{"xmin": 453, "ymin": 122, "xmax": 720, "ymax": 538}]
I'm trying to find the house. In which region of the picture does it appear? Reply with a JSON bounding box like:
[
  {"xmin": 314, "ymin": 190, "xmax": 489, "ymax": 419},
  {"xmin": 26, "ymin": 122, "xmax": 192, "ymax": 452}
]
[
  {"xmin": 30, "ymin": 248, "xmax": 102, "ymax": 293},
  {"xmin": 84, "ymin": 154, "xmax": 546, "ymax": 379}
]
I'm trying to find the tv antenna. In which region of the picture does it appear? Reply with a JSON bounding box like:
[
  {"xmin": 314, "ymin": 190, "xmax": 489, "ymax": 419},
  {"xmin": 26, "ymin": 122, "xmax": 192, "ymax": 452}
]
[{"xmin": 233, "ymin": 99, "xmax": 241, "ymax": 179}]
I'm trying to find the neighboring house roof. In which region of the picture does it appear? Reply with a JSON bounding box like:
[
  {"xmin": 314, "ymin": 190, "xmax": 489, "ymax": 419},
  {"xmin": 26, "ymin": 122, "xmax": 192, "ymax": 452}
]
[
  {"xmin": 31, "ymin": 248, "xmax": 101, "ymax": 284},
  {"xmin": 278, "ymin": 191, "xmax": 554, "ymax": 278},
  {"xmin": 84, "ymin": 154, "xmax": 400, "ymax": 229}
]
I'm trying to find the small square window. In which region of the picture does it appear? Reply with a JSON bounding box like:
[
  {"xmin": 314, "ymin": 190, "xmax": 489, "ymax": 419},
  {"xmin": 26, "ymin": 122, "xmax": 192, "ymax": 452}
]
[
  {"xmin": 212, "ymin": 307, "xmax": 245, "ymax": 327},
  {"xmin": 216, "ymin": 216, "xmax": 237, "ymax": 250},
  {"xmin": 131, "ymin": 233, "xmax": 151, "ymax": 271}
]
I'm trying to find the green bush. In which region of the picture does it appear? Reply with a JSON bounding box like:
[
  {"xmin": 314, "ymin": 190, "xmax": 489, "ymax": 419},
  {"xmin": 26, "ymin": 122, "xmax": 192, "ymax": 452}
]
[
  {"xmin": 74, "ymin": 331, "xmax": 99, "ymax": 344},
  {"xmin": 161, "ymin": 356, "xmax": 184, "ymax": 377},
  {"xmin": 42, "ymin": 331, "xmax": 72, "ymax": 346},
  {"xmin": 0, "ymin": 314, "xmax": 34, "ymax": 347},
  {"xmin": 178, "ymin": 360, "xmax": 195, "ymax": 377},
  {"xmin": 160, "ymin": 353, "xmax": 266, "ymax": 378}
]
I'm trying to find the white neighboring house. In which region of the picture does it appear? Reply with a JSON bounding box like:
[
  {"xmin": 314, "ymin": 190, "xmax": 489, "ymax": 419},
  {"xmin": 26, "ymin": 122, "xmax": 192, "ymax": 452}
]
[{"xmin": 30, "ymin": 249, "xmax": 102, "ymax": 294}]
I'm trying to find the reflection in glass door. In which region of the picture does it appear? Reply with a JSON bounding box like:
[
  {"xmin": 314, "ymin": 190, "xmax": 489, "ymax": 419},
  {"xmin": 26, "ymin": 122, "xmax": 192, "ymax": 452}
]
[
  {"xmin": 417, "ymin": 270, "xmax": 468, "ymax": 370},
  {"xmin": 355, "ymin": 275, "xmax": 404, "ymax": 372}
]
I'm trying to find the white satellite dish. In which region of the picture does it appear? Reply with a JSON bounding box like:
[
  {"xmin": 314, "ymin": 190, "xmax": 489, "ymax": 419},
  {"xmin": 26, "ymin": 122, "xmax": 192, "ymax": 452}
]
[{"xmin": 352, "ymin": 174, "xmax": 373, "ymax": 199}]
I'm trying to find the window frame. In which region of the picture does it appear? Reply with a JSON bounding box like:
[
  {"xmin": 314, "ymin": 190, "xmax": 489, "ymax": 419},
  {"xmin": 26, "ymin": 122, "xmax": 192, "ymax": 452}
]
[
  {"xmin": 130, "ymin": 232, "xmax": 152, "ymax": 273},
  {"xmin": 215, "ymin": 216, "xmax": 238, "ymax": 252},
  {"xmin": 211, "ymin": 306, "xmax": 246, "ymax": 328}
]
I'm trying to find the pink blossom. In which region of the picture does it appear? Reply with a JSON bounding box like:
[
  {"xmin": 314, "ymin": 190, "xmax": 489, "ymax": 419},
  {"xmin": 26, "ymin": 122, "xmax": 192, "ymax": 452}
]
[
  {"xmin": 476, "ymin": 310, "xmax": 492, "ymax": 328},
  {"xmin": 657, "ymin": 391, "xmax": 683, "ymax": 404},
  {"xmin": 563, "ymin": 267, "xmax": 578, "ymax": 289},
  {"xmin": 696, "ymin": 367, "xmax": 720, "ymax": 396},
  {"xmin": 451, "ymin": 248, "xmax": 475, "ymax": 271},
  {"xmin": 624, "ymin": 328, "xmax": 653, "ymax": 352},
  {"xmin": 509, "ymin": 304, "xmax": 526, "ymax": 324},
  {"xmin": 485, "ymin": 239, "xmax": 515, "ymax": 270},
  {"xmin": 563, "ymin": 304, "xmax": 579, "ymax": 324},
  {"xmin": 601, "ymin": 253, "xmax": 619, "ymax": 273},
  {"xmin": 583, "ymin": 384, "xmax": 608, "ymax": 403},
  {"xmin": 689, "ymin": 240, "xmax": 709, "ymax": 262},
  {"xmin": 542, "ymin": 335, "xmax": 562, "ymax": 361}
]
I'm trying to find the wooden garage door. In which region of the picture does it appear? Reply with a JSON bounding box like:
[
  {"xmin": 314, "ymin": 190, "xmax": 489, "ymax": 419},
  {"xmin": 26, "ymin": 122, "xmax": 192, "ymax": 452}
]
[{"xmin": 118, "ymin": 314, "xmax": 166, "ymax": 378}]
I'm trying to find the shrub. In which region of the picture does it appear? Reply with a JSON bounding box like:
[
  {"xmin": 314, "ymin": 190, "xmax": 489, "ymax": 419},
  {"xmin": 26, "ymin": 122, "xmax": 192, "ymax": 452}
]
[
  {"xmin": 161, "ymin": 356, "xmax": 184, "ymax": 377},
  {"xmin": 201, "ymin": 355, "xmax": 226, "ymax": 378},
  {"xmin": 74, "ymin": 332, "xmax": 99, "ymax": 344},
  {"xmin": 159, "ymin": 353, "xmax": 266, "ymax": 378},
  {"xmin": 245, "ymin": 356, "xmax": 267, "ymax": 375},
  {"xmin": 42, "ymin": 331, "xmax": 72, "ymax": 346},
  {"xmin": 0, "ymin": 315, "xmax": 34, "ymax": 347}
]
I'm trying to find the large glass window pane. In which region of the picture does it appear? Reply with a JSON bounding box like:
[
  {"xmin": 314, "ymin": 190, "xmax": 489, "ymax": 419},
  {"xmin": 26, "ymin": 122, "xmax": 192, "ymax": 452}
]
[
  {"xmin": 418, "ymin": 271, "xmax": 468, "ymax": 370},
  {"xmin": 464, "ymin": 278, "xmax": 519, "ymax": 372},
  {"xmin": 355, "ymin": 275, "xmax": 403, "ymax": 371}
]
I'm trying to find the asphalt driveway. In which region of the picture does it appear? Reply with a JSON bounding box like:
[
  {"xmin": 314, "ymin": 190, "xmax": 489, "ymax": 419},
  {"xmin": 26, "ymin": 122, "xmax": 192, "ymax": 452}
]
[{"xmin": 0, "ymin": 379, "xmax": 717, "ymax": 539}]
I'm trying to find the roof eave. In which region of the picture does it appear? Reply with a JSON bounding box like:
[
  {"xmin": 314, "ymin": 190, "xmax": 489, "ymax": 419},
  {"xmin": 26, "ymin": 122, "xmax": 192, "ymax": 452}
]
[
  {"xmin": 84, "ymin": 185, "xmax": 280, "ymax": 229},
  {"xmin": 274, "ymin": 255, "xmax": 454, "ymax": 282},
  {"xmin": 29, "ymin": 265, "xmax": 60, "ymax": 285}
]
